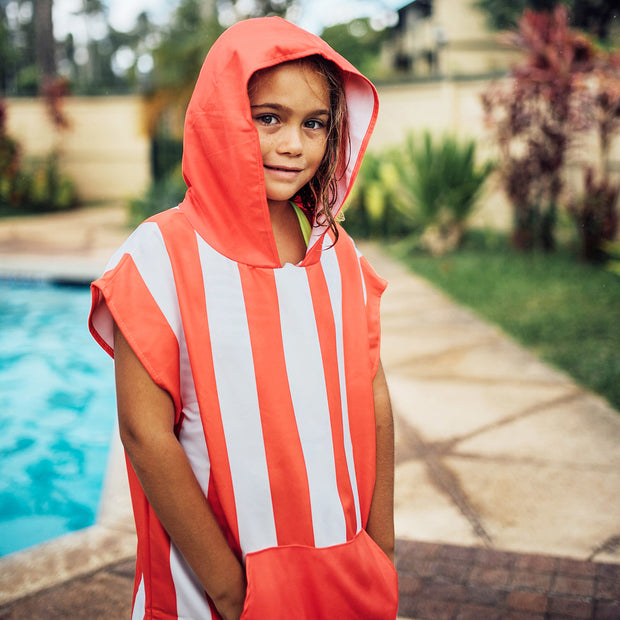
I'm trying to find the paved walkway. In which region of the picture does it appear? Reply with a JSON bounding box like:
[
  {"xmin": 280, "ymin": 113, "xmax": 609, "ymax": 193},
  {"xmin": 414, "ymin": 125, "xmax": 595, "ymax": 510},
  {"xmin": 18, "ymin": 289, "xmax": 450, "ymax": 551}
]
[{"xmin": 1, "ymin": 204, "xmax": 619, "ymax": 619}]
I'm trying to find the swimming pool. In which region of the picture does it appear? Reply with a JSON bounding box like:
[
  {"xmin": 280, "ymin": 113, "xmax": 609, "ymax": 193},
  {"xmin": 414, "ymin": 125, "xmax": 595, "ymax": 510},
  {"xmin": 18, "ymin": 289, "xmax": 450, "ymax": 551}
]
[{"xmin": 0, "ymin": 279, "xmax": 117, "ymax": 557}]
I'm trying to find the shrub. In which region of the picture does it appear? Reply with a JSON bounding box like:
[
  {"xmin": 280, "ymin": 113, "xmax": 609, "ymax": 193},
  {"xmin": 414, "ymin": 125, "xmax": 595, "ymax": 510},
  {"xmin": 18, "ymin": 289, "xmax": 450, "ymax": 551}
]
[
  {"xmin": 395, "ymin": 131, "xmax": 493, "ymax": 254},
  {"xmin": 0, "ymin": 98, "xmax": 78, "ymax": 215},
  {"xmin": 26, "ymin": 154, "xmax": 78, "ymax": 212},
  {"xmin": 481, "ymin": 6, "xmax": 597, "ymax": 251},
  {"xmin": 568, "ymin": 51, "xmax": 620, "ymax": 263},
  {"xmin": 344, "ymin": 132, "xmax": 492, "ymax": 252},
  {"xmin": 569, "ymin": 168, "xmax": 619, "ymax": 262}
]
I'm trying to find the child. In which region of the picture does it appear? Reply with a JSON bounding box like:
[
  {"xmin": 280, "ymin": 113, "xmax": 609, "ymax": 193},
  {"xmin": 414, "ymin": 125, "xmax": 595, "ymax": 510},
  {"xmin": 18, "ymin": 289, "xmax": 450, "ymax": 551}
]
[{"xmin": 89, "ymin": 16, "xmax": 397, "ymax": 620}]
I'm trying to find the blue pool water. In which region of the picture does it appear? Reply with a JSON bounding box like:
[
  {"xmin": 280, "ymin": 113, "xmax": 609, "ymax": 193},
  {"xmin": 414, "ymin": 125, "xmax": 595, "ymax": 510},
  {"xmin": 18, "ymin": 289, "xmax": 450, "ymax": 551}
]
[{"xmin": 0, "ymin": 279, "xmax": 116, "ymax": 557}]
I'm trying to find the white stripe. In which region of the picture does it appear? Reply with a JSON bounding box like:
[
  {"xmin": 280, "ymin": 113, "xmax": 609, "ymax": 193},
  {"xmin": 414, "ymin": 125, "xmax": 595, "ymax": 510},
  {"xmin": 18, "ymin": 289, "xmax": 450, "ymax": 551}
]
[
  {"xmin": 94, "ymin": 222, "xmax": 183, "ymax": 353},
  {"xmin": 321, "ymin": 246, "xmax": 363, "ymax": 533},
  {"xmin": 170, "ymin": 543, "xmax": 212, "ymax": 619},
  {"xmin": 131, "ymin": 576, "xmax": 145, "ymax": 620},
  {"xmin": 128, "ymin": 222, "xmax": 182, "ymax": 339},
  {"xmin": 274, "ymin": 263, "xmax": 346, "ymax": 547},
  {"xmin": 197, "ymin": 238, "xmax": 277, "ymax": 555}
]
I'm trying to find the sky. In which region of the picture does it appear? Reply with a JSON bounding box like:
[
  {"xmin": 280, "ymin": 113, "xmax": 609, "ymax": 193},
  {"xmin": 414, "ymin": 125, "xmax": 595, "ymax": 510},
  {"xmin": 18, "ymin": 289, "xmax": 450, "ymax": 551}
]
[{"xmin": 52, "ymin": 0, "xmax": 405, "ymax": 42}]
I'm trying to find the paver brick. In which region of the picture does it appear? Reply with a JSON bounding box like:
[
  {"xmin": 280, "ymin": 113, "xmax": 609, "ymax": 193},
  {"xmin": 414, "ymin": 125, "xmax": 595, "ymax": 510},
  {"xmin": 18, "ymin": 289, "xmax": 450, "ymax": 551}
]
[
  {"xmin": 515, "ymin": 553, "xmax": 557, "ymax": 573},
  {"xmin": 456, "ymin": 603, "xmax": 503, "ymax": 620},
  {"xmin": 433, "ymin": 558, "xmax": 470, "ymax": 583},
  {"xmin": 474, "ymin": 547, "xmax": 516, "ymax": 568},
  {"xmin": 552, "ymin": 574, "xmax": 596, "ymax": 598},
  {"xmin": 412, "ymin": 597, "xmax": 458, "ymax": 619},
  {"xmin": 437, "ymin": 544, "xmax": 477, "ymax": 563},
  {"xmin": 557, "ymin": 557, "xmax": 598, "ymax": 577},
  {"xmin": 421, "ymin": 579, "xmax": 467, "ymax": 602},
  {"xmin": 510, "ymin": 569, "xmax": 554, "ymax": 591},
  {"xmin": 506, "ymin": 590, "xmax": 549, "ymax": 613},
  {"xmin": 548, "ymin": 595, "xmax": 594, "ymax": 618},
  {"xmin": 594, "ymin": 600, "xmax": 620, "ymax": 619},
  {"xmin": 465, "ymin": 584, "xmax": 506, "ymax": 606},
  {"xmin": 596, "ymin": 577, "xmax": 620, "ymax": 600},
  {"xmin": 597, "ymin": 563, "xmax": 620, "ymax": 582},
  {"xmin": 468, "ymin": 565, "xmax": 511, "ymax": 587},
  {"xmin": 398, "ymin": 573, "xmax": 423, "ymax": 597}
]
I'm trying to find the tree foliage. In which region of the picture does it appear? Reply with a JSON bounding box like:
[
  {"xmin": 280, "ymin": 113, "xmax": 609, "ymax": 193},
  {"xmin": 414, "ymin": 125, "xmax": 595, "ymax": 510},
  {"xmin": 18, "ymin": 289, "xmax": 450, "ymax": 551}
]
[
  {"xmin": 482, "ymin": 5, "xmax": 620, "ymax": 259},
  {"xmin": 320, "ymin": 18, "xmax": 391, "ymax": 77},
  {"xmin": 474, "ymin": 0, "xmax": 619, "ymax": 41}
]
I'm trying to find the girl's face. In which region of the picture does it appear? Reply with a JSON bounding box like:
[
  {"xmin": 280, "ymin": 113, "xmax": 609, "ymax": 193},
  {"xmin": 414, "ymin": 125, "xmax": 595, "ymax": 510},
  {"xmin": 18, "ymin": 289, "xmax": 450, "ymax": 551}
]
[{"xmin": 249, "ymin": 62, "xmax": 330, "ymax": 213}]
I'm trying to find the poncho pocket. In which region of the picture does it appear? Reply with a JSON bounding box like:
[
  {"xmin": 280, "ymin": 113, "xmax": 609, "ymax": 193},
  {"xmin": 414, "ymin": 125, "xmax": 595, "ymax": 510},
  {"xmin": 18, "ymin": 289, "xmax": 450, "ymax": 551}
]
[{"xmin": 240, "ymin": 529, "xmax": 398, "ymax": 619}]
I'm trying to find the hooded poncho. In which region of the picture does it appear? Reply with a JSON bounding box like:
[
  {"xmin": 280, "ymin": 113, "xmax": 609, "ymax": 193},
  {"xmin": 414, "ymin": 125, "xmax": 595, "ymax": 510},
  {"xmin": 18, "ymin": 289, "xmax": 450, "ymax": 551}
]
[{"xmin": 89, "ymin": 16, "xmax": 398, "ymax": 620}]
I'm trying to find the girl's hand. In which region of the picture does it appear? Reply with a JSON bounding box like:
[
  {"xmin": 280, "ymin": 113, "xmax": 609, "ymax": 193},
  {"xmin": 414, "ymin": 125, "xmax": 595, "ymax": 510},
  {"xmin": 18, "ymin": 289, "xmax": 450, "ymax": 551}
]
[{"xmin": 215, "ymin": 590, "xmax": 246, "ymax": 620}]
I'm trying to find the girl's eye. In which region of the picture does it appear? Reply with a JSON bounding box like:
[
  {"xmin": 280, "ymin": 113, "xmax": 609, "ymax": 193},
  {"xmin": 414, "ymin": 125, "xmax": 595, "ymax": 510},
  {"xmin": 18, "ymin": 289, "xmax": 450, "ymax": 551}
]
[
  {"xmin": 256, "ymin": 114, "xmax": 278, "ymax": 126},
  {"xmin": 305, "ymin": 119, "xmax": 326, "ymax": 130}
]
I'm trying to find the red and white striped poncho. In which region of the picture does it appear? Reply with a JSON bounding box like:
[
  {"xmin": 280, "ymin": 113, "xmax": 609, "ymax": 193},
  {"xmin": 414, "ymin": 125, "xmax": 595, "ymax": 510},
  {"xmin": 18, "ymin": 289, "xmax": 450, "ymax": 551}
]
[{"xmin": 90, "ymin": 16, "xmax": 398, "ymax": 620}]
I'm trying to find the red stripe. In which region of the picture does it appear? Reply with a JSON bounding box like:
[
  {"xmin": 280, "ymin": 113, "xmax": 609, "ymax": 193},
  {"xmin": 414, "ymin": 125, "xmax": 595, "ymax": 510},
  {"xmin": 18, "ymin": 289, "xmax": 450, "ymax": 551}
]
[
  {"xmin": 159, "ymin": 213, "xmax": 242, "ymax": 556},
  {"xmin": 239, "ymin": 264, "xmax": 315, "ymax": 547},
  {"xmin": 334, "ymin": 235, "xmax": 378, "ymax": 527},
  {"xmin": 306, "ymin": 262, "xmax": 357, "ymax": 539},
  {"xmin": 126, "ymin": 461, "xmax": 178, "ymax": 616}
]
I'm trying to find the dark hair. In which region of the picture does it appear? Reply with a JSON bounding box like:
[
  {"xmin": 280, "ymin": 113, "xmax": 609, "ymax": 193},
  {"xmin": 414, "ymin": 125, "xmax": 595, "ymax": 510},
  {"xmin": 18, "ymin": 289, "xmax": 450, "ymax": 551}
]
[{"xmin": 249, "ymin": 55, "xmax": 350, "ymax": 244}]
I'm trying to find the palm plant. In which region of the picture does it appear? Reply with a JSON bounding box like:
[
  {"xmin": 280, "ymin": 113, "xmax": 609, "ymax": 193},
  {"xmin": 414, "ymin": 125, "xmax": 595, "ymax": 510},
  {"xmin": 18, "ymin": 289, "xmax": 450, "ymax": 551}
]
[{"xmin": 395, "ymin": 131, "xmax": 493, "ymax": 254}]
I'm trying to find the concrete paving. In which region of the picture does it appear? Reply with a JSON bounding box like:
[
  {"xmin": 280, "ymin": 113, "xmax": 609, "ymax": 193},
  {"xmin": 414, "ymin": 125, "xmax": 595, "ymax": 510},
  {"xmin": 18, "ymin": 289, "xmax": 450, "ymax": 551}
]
[{"xmin": 1, "ymin": 203, "xmax": 619, "ymax": 618}]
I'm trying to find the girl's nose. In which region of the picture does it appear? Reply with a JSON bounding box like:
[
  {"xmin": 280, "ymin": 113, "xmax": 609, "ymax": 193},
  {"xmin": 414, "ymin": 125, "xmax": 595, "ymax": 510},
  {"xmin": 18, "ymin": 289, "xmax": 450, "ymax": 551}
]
[{"xmin": 276, "ymin": 125, "xmax": 303, "ymax": 156}]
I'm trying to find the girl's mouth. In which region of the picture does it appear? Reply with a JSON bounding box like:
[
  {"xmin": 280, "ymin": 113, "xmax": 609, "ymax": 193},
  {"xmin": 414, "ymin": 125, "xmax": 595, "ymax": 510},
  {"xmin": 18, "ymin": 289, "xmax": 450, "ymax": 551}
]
[{"xmin": 265, "ymin": 165, "xmax": 303, "ymax": 173}]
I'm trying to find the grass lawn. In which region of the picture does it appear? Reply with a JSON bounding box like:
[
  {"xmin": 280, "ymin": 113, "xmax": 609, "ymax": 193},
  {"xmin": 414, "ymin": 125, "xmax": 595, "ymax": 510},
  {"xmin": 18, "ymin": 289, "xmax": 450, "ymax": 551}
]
[{"xmin": 389, "ymin": 230, "xmax": 620, "ymax": 413}]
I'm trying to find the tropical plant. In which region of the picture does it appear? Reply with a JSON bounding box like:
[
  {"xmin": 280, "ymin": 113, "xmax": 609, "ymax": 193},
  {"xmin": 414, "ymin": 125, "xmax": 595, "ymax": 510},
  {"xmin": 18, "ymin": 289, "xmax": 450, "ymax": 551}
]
[
  {"xmin": 343, "ymin": 150, "xmax": 407, "ymax": 239},
  {"xmin": 568, "ymin": 50, "xmax": 620, "ymax": 262},
  {"xmin": 25, "ymin": 153, "xmax": 78, "ymax": 212},
  {"xmin": 481, "ymin": 5, "xmax": 597, "ymax": 251},
  {"xmin": 395, "ymin": 131, "xmax": 493, "ymax": 254},
  {"xmin": 569, "ymin": 168, "xmax": 618, "ymax": 262},
  {"xmin": 0, "ymin": 97, "xmax": 78, "ymax": 214}
]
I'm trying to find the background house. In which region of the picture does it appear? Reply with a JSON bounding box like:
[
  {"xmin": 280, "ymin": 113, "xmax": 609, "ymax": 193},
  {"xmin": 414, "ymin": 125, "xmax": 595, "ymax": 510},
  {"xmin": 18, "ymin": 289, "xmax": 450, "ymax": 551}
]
[{"xmin": 381, "ymin": 0, "xmax": 520, "ymax": 79}]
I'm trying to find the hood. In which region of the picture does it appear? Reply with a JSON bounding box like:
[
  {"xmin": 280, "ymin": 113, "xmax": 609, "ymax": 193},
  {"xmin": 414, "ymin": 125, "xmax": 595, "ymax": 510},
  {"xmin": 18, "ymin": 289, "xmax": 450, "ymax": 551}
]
[{"xmin": 180, "ymin": 17, "xmax": 379, "ymax": 267}]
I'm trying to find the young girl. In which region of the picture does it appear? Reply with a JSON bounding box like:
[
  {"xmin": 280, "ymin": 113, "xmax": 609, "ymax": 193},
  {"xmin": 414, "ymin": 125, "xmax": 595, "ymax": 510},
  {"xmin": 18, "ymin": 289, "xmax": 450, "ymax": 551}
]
[{"xmin": 89, "ymin": 16, "xmax": 398, "ymax": 620}]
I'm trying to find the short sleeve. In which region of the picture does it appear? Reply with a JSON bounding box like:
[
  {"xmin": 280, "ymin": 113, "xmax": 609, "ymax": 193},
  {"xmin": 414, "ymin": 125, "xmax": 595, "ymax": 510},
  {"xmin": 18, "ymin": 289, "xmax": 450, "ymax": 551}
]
[{"xmin": 89, "ymin": 221, "xmax": 183, "ymax": 416}]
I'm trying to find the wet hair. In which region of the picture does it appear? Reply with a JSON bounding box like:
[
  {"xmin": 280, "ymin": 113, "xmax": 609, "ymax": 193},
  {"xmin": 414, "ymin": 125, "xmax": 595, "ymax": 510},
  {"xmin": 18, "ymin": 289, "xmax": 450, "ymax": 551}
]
[{"xmin": 248, "ymin": 55, "xmax": 350, "ymax": 244}]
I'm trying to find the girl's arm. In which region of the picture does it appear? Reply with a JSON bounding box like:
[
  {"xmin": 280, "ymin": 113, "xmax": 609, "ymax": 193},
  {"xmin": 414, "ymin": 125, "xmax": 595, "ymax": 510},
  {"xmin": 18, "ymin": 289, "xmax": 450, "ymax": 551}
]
[
  {"xmin": 366, "ymin": 361, "xmax": 396, "ymax": 563},
  {"xmin": 113, "ymin": 322, "xmax": 246, "ymax": 620}
]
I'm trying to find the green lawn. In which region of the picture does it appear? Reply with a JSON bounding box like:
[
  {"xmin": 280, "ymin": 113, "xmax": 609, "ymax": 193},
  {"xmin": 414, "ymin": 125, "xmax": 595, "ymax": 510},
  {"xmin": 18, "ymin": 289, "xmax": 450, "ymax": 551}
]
[{"xmin": 390, "ymin": 231, "xmax": 620, "ymax": 412}]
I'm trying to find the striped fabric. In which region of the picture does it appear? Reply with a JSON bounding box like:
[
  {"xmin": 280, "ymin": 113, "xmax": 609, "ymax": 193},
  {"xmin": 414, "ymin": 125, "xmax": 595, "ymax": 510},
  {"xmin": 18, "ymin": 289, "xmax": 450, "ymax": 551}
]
[{"xmin": 90, "ymin": 208, "xmax": 394, "ymax": 618}]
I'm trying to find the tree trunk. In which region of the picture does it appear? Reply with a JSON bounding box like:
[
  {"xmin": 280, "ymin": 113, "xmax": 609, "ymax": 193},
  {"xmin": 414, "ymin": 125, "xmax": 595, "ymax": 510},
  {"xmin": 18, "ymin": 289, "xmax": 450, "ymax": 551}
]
[{"xmin": 33, "ymin": 0, "xmax": 56, "ymax": 83}]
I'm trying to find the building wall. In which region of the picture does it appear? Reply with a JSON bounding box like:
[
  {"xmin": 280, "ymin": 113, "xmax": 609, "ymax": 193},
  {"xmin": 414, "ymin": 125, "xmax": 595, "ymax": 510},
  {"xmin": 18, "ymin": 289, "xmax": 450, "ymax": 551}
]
[{"xmin": 6, "ymin": 95, "xmax": 151, "ymax": 203}]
